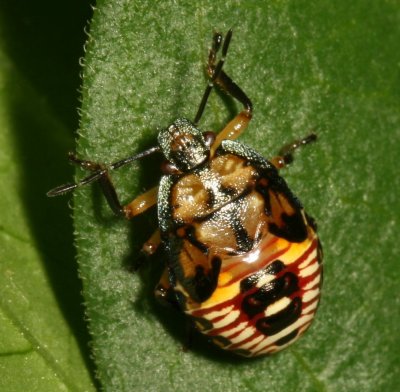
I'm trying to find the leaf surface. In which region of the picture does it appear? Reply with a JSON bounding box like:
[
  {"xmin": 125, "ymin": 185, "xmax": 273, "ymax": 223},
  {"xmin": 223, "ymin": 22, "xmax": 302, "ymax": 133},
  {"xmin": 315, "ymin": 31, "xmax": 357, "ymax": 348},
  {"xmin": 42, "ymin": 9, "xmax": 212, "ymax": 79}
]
[
  {"xmin": 0, "ymin": 2, "xmax": 95, "ymax": 391},
  {"xmin": 63, "ymin": 0, "xmax": 400, "ymax": 390}
]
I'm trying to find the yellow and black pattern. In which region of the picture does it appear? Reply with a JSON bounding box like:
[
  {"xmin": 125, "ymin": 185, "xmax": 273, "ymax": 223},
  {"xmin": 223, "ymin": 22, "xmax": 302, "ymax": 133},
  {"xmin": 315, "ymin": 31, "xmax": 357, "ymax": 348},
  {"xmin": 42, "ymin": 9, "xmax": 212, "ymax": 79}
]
[
  {"xmin": 187, "ymin": 232, "xmax": 321, "ymax": 356},
  {"xmin": 47, "ymin": 30, "xmax": 321, "ymax": 358},
  {"xmin": 157, "ymin": 141, "xmax": 322, "ymax": 356}
]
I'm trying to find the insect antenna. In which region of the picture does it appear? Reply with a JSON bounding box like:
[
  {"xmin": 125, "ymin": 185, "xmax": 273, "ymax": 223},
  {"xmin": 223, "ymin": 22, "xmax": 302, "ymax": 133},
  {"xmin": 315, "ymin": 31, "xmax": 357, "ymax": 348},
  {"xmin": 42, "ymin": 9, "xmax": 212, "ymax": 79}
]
[{"xmin": 47, "ymin": 145, "xmax": 160, "ymax": 197}]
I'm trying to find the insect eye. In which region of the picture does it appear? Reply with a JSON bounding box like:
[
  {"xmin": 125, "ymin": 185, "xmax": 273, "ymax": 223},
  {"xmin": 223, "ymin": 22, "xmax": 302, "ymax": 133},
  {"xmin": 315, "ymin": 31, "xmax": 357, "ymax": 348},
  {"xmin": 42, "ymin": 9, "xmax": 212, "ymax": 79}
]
[
  {"xmin": 161, "ymin": 160, "xmax": 180, "ymax": 174},
  {"xmin": 203, "ymin": 131, "xmax": 216, "ymax": 147}
]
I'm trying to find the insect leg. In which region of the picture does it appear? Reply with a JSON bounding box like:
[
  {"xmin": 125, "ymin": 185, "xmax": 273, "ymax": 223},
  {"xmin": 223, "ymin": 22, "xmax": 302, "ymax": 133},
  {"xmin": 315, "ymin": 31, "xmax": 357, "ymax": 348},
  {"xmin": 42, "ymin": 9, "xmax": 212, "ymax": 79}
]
[
  {"xmin": 207, "ymin": 30, "xmax": 252, "ymax": 115},
  {"xmin": 193, "ymin": 32, "xmax": 223, "ymax": 125},
  {"xmin": 79, "ymin": 160, "xmax": 158, "ymax": 218},
  {"xmin": 270, "ymin": 133, "xmax": 317, "ymax": 169},
  {"xmin": 130, "ymin": 229, "xmax": 161, "ymax": 271},
  {"xmin": 203, "ymin": 30, "xmax": 253, "ymax": 156},
  {"xmin": 65, "ymin": 153, "xmax": 127, "ymax": 216},
  {"xmin": 69, "ymin": 154, "xmax": 157, "ymax": 219},
  {"xmin": 123, "ymin": 186, "xmax": 158, "ymax": 219},
  {"xmin": 154, "ymin": 267, "xmax": 184, "ymax": 311},
  {"xmin": 141, "ymin": 229, "xmax": 161, "ymax": 256},
  {"xmin": 47, "ymin": 146, "xmax": 160, "ymax": 217},
  {"xmin": 73, "ymin": 159, "xmax": 158, "ymax": 218}
]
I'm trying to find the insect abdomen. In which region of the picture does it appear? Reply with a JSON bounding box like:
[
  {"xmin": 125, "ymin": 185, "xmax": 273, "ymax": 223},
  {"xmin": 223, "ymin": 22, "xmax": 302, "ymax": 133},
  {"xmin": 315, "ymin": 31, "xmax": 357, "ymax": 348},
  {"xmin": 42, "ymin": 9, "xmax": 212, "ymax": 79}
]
[{"xmin": 187, "ymin": 230, "xmax": 322, "ymax": 356}]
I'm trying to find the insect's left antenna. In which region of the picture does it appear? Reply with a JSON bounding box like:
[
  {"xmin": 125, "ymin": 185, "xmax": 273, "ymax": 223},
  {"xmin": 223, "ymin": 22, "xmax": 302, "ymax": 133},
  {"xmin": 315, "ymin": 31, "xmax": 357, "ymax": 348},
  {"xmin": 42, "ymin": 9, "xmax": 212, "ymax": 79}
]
[{"xmin": 47, "ymin": 145, "xmax": 160, "ymax": 197}]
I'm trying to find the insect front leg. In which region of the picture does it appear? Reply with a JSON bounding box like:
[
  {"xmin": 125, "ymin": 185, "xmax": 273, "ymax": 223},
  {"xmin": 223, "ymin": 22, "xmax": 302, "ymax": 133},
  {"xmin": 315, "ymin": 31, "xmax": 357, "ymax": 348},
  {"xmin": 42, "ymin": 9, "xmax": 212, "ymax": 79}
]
[
  {"xmin": 124, "ymin": 186, "xmax": 158, "ymax": 219},
  {"xmin": 66, "ymin": 152, "xmax": 159, "ymax": 219},
  {"xmin": 49, "ymin": 150, "xmax": 162, "ymax": 258},
  {"xmin": 206, "ymin": 31, "xmax": 254, "ymax": 155},
  {"xmin": 68, "ymin": 153, "xmax": 127, "ymax": 217},
  {"xmin": 270, "ymin": 133, "xmax": 317, "ymax": 169}
]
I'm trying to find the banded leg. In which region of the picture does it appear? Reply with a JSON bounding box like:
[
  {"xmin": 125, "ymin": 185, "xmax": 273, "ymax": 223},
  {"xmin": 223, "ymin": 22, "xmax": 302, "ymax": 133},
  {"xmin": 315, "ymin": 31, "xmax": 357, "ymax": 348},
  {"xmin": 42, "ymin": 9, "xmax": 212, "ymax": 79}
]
[
  {"xmin": 209, "ymin": 32, "xmax": 253, "ymax": 155},
  {"xmin": 74, "ymin": 155, "xmax": 162, "ymax": 257},
  {"xmin": 270, "ymin": 133, "xmax": 317, "ymax": 169}
]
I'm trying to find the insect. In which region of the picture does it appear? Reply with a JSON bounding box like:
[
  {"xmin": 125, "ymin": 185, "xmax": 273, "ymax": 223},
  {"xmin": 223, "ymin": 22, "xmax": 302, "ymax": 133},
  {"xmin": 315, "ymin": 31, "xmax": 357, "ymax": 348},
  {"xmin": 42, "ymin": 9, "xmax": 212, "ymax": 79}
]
[{"xmin": 48, "ymin": 30, "xmax": 322, "ymax": 357}]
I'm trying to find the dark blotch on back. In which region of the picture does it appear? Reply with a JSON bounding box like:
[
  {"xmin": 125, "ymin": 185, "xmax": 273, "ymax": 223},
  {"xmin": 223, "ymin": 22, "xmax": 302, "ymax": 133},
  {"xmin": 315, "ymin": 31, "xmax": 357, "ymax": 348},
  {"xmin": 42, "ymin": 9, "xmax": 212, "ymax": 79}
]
[
  {"xmin": 265, "ymin": 260, "xmax": 286, "ymax": 275},
  {"xmin": 255, "ymin": 296, "xmax": 302, "ymax": 335},
  {"xmin": 220, "ymin": 184, "xmax": 237, "ymax": 196},
  {"xmin": 240, "ymin": 260, "xmax": 285, "ymax": 292},
  {"xmin": 269, "ymin": 212, "xmax": 308, "ymax": 243},
  {"xmin": 242, "ymin": 272, "xmax": 299, "ymax": 318},
  {"xmin": 184, "ymin": 225, "xmax": 209, "ymax": 254},
  {"xmin": 231, "ymin": 216, "xmax": 254, "ymax": 253},
  {"xmin": 190, "ymin": 256, "xmax": 222, "ymax": 302},
  {"xmin": 255, "ymin": 178, "xmax": 271, "ymax": 216},
  {"xmin": 275, "ymin": 329, "xmax": 299, "ymax": 346},
  {"xmin": 205, "ymin": 188, "xmax": 216, "ymax": 208}
]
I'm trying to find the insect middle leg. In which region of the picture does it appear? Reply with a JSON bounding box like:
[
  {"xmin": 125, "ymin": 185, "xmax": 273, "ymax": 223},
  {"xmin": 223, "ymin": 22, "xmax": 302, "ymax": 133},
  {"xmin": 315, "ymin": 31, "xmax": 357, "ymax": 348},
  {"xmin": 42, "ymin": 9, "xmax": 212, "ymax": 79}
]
[{"xmin": 270, "ymin": 133, "xmax": 317, "ymax": 169}]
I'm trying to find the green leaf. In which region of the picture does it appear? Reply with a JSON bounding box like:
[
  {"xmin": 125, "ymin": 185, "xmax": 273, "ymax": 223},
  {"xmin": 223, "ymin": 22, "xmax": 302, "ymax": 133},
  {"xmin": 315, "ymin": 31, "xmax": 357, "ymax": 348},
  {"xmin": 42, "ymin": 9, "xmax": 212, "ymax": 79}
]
[
  {"xmin": 6, "ymin": 0, "xmax": 396, "ymax": 391},
  {"xmin": 0, "ymin": 2, "xmax": 95, "ymax": 391},
  {"xmin": 76, "ymin": 0, "xmax": 400, "ymax": 391}
]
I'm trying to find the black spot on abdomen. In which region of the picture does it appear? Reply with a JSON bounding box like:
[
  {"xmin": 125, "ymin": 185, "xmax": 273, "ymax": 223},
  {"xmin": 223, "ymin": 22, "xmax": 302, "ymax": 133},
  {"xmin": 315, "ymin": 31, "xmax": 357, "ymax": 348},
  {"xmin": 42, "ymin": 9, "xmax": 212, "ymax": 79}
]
[
  {"xmin": 242, "ymin": 272, "xmax": 299, "ymax": 318},
  {"xmin": 240, "ymin": 260, "xmax": 285, "ymax": 293},
  {"xmin": 255, "ymin": 296, "xmax": 302, "ymax": 335},
  {"xmin": 275, "ymin": 329, "xmax": 299, "ymax": 346},
  {"xmin": 190, "ymin": 256, "xmax": 222, "ymax": 303}
]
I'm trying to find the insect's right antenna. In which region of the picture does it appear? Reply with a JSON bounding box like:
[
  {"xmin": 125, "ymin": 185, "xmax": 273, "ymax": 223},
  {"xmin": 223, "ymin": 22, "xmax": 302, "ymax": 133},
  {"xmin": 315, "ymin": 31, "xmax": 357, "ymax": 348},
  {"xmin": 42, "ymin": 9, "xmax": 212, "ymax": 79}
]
[{"xmin": 47, "ymin": 145, "xmax": 160, "ymax": 197}]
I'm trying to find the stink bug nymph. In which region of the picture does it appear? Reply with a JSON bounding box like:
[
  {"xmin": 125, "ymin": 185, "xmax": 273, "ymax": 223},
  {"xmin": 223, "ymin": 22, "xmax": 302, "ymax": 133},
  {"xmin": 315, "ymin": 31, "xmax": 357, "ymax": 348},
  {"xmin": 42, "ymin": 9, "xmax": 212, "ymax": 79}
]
[{"xmin": 48, "ymin": 30, "xmax": 322, "ymax": 357}]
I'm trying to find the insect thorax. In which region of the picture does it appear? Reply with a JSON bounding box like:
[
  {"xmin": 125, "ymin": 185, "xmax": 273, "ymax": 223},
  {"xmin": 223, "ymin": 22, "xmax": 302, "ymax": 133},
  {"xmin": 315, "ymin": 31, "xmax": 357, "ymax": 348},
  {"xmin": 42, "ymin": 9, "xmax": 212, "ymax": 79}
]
[{"xmin": 170, "ymin": 152, "xmax": 265, "ymax": 256}]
